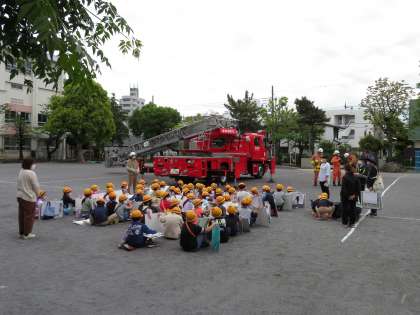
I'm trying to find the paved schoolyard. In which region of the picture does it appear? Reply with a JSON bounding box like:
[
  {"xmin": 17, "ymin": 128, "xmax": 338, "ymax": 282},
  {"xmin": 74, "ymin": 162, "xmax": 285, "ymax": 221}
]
[{"xmin": 0, "ymin": 163, "xmax": 419, "ymax": 315}]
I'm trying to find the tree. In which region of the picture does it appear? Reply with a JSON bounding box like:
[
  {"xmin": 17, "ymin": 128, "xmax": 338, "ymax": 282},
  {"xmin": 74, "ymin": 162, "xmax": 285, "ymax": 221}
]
[
  {"xmin": 175, "ymin": 113, "xmax": 204, "ymax": 128},
  {"xmin": 224, "ymin": 91, "xmax": 264, "ymax": 132},
  {"xmin": 0, "ymin": 1, "xmax": 141, "ymax": 89},
  {"xmin": 44, "ymin": 80, "xmax": 115, "ymax": 162},
  {"xmin": 360, "ymin": 78, "xmax": 414, "ymax": 158},
  {"xmin": 262, "ymin": 97, "xmax": 299, "ymax": 160},
  {"xmin": 110, "ymin": 93, "xmax": 129, "ymax": 146},
  {"xmin": 294, "ymin": 97, "xmax": 329, "ymax": 154},
  {"xmin": 359, "ymin": 134, "xmax": 384, "ymax": 154},
  {"xmin": 318, "ymin": 140, "xmax": 335, "ymax": 158},
  {"xmin": 129, "ymin": 103, "xmax": 181, "ymax": 139}
]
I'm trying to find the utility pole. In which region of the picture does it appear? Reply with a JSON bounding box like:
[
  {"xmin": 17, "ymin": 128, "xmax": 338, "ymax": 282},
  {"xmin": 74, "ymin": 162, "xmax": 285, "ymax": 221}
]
[{"xmin": 269, "ymin": 85, "xmax": 275, "ymax": 183}]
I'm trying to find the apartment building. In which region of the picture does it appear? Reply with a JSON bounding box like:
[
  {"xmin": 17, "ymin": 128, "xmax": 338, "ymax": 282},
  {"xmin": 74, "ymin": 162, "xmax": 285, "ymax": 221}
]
[
  {"xmin": 119, "ymin": 87, "xmax": 145, "ymax": 115},
  {"xmin": 0, "ymin": 62, "xmax": 64, "ymax": 160}
]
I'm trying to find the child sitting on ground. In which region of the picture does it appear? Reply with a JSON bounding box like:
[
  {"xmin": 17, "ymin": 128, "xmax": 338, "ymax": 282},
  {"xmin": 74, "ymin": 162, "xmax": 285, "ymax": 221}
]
[
  {"xmin": 119, "ymin": 210, "xmax": 158, "ymax": 250},
  {"xmin": 90, "ymin": 184, "xmax": 101, "ymax": 200},
  {"xmin": 193, "ymin": 198, "xmax": 203, "ymax": 219},
  {"xmin": 225, "ymin": 205, "xmax": 240, "ymax": 237},
  {"xmin": 90, "ymin": 198, "xmax": 108, "ymax": 226},
  {"xmin": 283, "ymin": 186, "xmax": 298, "ymax": 211},
  {"xmin": 312, "ymin": 192, "xmax": 334, "ymax": 220},
  {"xmin": 113, "ymin": 194, "xmax": 132, "ymax": 223},
  {"xmin": 180, "ymin": 211, "xmax": 215, "ymax": 252},
  {"xmin": 130, "ymin": 187, "xmax": 144, "ymax": 202},
  {"xmin": 239, "ymin": 196, "xmax": 258, "ymax": 227},
  {"xmin": 273, "ymin": 184, "xmax": 285, "ymax": 212},
  {"xmin": 36, "ymin": 190, "xmax": 47, "ymax": 219},
  {"xmin": 80, "ymin": 188, "xmax": 95, "ymax": 219},
  {"xmin": 62, "ymin": 186, "xmax": 75, "ymax": 211},
  {"xmin": 120, "ymin": 181, "xmax": 129, "ymax": 195},
  {"xmin": 106, "ymin": 191, "xmax": 118, "ymax": 217},
  {"xmin": 210, "ymin": 207, "xmax": 230, "ymax": 243},
  {"xmin": 160, "ymin": 206, "xmax": 184, "ymax": 240}
]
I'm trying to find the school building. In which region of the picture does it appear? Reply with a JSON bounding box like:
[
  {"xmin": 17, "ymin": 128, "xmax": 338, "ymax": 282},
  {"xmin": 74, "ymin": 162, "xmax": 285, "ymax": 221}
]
[{"xmin": 0, "ymin": 62, "xmax": 65, "ymax": 160}]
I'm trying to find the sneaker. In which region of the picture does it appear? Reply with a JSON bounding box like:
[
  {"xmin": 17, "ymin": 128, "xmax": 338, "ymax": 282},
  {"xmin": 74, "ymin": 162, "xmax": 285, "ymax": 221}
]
[{"xmin": 22, "ymin": 233, "xmax": 36, "ymax": 240}]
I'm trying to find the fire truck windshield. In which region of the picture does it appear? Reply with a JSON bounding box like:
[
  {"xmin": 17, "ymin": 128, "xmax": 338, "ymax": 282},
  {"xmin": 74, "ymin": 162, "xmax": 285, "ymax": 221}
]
[{"xmin": 211, "ymin": 138, "xmax": 226, "ymax": 148}]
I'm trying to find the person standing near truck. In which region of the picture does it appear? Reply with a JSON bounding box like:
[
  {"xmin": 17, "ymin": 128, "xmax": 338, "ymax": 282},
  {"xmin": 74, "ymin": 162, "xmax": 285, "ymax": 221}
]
[
  {"xmin": 331, "ymin": 150, "xmax": 342, "ymax": 186},
  {"xmin": 311, "ymin": 148, "xmax": 323, "ymax": 186},
  {"xmin": 126, "ymin": 152, "xmax": 139, "ymax": 194}
]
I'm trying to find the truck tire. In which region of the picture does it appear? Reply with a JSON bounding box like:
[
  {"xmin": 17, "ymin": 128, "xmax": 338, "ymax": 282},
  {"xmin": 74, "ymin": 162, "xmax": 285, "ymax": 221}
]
[{"xmin": 254, "ymin": 164, "xmax": 265, "ymax": 179}]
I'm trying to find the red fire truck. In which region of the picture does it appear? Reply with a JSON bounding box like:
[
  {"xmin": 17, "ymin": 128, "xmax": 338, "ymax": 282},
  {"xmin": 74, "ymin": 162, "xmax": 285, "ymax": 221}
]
[{"xmin": 105, "ymin": 116, "xmax": 275, "ymax": 183}]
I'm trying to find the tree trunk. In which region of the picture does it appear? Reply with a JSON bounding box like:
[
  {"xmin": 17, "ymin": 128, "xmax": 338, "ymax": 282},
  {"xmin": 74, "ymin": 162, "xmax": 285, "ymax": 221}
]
[{"xmin": 76, "ymin": 143, "xmax": 86, "ymax": 163}]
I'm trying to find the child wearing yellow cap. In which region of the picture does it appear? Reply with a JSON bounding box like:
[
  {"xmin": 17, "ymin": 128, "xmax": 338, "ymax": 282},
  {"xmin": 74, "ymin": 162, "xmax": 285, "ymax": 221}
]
[
  {"xmin": 159, "ymin": 207, "xmax": 184, "ymax": 240},
  {"xmin": 180, "ymin": 211, "xmax": 215, "ymax": 252},
  {"xmin": 119, "ymin": 210, "xmax": 158, "ymax": 250},
  {"xmin": 273, "ymin": 184, "xmax": 285, "ymax": 213},
  {"xmin": 80, "ymin": 188, "xmax": 95, "ymax": 219},
  {"xmin": 312, "ymin": 193, "xmax": 334, "ymax": 219},
  {"xmin": 62, "ymin": 186, "xmax": 75, "ymax": 211}
]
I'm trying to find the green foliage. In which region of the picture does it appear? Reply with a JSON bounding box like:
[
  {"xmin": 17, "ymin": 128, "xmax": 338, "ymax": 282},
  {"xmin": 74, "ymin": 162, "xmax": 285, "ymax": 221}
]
[
  {"xmin": 338, "ymin": 143, "xmax": 352, "ymax": 154},
  {"xmin": 359, "ymin": 134, "xmax": 384, "ymax": 154},
  {"xmin": 0, "ymin": 0, "xmax": 141, "ymax": 89},
  {"xmin": 110, "ymin": 93, "xmax": 129, "ymax": 145},
  {"xmin": 44, "ymin": 80, "xmax": 115, "ymax": 161},
  {"xmin": 129, "ymin": 103, "xmax": 182, "ymax": 139},
  {"xmin": 361, "ymin": 78, "xmax": 413, "ymax": 142},
  {"xmin": 318, "ymin": 140, "xmax": 335, "ymax": 159},
  {"xmin": 294, "ymin": 97, "xmax": 329, "ymax": 153},
  {"xmin": 176, "ymin": 113, "xmax": 204, "ymax": 128},
  {"xmin": 224, "ymin": 91, "xmax": 264, "ymax": 132}
]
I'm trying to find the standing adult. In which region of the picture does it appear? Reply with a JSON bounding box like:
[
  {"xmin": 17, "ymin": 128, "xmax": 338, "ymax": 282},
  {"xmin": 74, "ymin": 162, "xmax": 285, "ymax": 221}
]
[
  {"xmin": 341, "ymin": 164, "xmax": 361, "ymax": 228},
  {"xmin": 17, "ymin": 158, "xmax": 41, "ymax": 239},
  {"xmin": 126, "ymin": 152, "xmax": 139, "ymax": 194},
  {"xmin": 318, "ymin": 158, "xmax": 331, "ymax": 198},
  {"xmin": 366, "ymin": 157, "xmax": 379, "ymax": 216},
  {"xmin": 311, "ymin": 148, "xmax": 323, "ymax": 186},
  {"xmin": 331, "ymin": 150, "xmax": 342, "ymax": 186}
]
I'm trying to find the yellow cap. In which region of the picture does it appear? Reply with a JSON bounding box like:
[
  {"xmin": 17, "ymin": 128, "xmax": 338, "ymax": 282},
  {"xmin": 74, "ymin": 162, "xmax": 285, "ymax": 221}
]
[
  {"xmin": 63, "ymin": 186, "xmax": 72, "ymax": 193},
  {"xmin": 227, "ymin": 205, "xmax": 237, "ymax": 214},
  {"xmin": 201, "ymin": 191, "xmax": 210, "ymax": 197},
  {"xmin": 90, "ymin": 184, "xmax": 99, "ymax": 191},
  {"xmin": 169, "ymin": 198, "xmax": 180, "ymax": 208},
  {"xmin": 108, "ymin": 191, "xmax": 117, "ymax": 199},
  {"xmin": 151, "ymin": 183, "xmax": 160, "ymax": 190},
  {"xmin": 215, "ymin": 188, "xmax": 223, "ymax": 195},
  {"xmin": 262, "ymin": 185, "xmax": 271, "ymax": 192},
  {"xmin": 83, "ymin": 188, "xmax": 92, "ymax": 197},
  {"xmin": 287, "ymin": 186, "xmax": 294, "ymax": 192},
  {"xmin": 192, "ymin": 198, "xmax": 202, "ymax": 207},
  {"xmin": 177, "ymin": 179, "xmax": 184, "ymax": 186},
  {"xmin": 159, "ymin": 180, "xmax": 166, "ymax": 187},
  {"xmin": 131, "ymin": 209, "xmax": 143, "ymax": 219},
  {"xmin": 211, "ymin": 183, "xmax": 218, "ymax": 189},
  {"xmin": 276, "ymin": 184, "xmax": 284, "ymax": 190},
  {"xmin": 143, "ymin": 194, "xmax": 152, "ymax": 203},
  {"xmin": 135, "ymin": 188, "xmax": 143, "ymax": 195},
  {"xmin": 118, "ymin": 194, "xmax": 128, "ymax": 202},
  {"xmin": 251, "ymin": 187, "xmax": 259, "ymax": 194},
  {"xmin": 105, "ymin": 182, "xmax": 114, "ymax": 189},
  {"xmin": 211, "ymin": 207, "xmax": 223, "ymax": 218},
  {"xmin": 223, "ymin": 194, "xmax": 231, "ymax": 201},
  {"xmin": 171, "ymin": 207, "xmax": 182, "ymax": 215},
  {"xmin": 120, "ymin": 181, "xmax": 128, "ymax": 188},
  {"xmin": 320, "ymin": 193, "xmax": 328, "ymax": 200},
  {"xmin": 241, "ymin": 196, "xmax": 252, "ymax": 206},
  {"xmin": 187, "ymin": 192, "xmax": 195, "ymax": 200},
  {"xmin": 38, "ymin": 190, "xmax": 47, "ymax": 198},
  {"xmin": 186, "ymin": 210, "xmax": 197, "ymax": 223},
  {"xmin": 228, "ymin": 187, "xmax": 236, "ymax": 194},
  {"xmin": 106, "ymin": 187, "xmax": 114, "ymax": 194},
  {"xmin": 215, "ymin": 195, "xmax": 225, "ymax": 204},
  {"xmin": 187, "ymin": 183, "xmax": 194, "ymax": 190},
  {"xmin": 238, "ymin": 182, "xmax": 246, "ymax": 189}
]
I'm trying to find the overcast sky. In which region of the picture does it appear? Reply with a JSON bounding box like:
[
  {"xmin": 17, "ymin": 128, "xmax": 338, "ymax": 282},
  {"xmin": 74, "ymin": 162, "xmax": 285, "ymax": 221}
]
[{"xmin": 97, "ymin": 0, "xmax": 420, "ymax": 115}]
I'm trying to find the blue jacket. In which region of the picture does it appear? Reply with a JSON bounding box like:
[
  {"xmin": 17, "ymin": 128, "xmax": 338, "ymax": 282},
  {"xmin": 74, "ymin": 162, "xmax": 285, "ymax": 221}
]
[
  {"xmin": 130, "ymin": 194, "xmax": 143, "ymax": 202},
  {"xmin": 91, "ymin": 205, "xmax": 108, "ymax": 225},
  {"xmin": 124, "ymin": 221, "xmax": 156, "ymax": 248}
]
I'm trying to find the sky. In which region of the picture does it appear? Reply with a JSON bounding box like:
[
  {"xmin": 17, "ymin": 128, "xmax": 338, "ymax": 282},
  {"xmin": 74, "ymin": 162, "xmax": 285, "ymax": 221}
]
[{"xmin": 97, "ymin": 0, "xmax": 420, "ymax": 115}]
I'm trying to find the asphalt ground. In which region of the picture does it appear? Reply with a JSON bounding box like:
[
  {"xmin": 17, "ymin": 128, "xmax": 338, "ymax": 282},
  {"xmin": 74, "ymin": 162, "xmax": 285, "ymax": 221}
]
[{"xmin": 0, "ymin": 163, "xmax": 419, "ymax": 315}]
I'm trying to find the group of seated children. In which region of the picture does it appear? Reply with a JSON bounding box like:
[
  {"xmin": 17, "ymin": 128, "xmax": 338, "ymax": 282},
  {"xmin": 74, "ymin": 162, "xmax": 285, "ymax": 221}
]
[{"xmin": 58, "ymin": 179, "xmax": 301, "ymax": 252}]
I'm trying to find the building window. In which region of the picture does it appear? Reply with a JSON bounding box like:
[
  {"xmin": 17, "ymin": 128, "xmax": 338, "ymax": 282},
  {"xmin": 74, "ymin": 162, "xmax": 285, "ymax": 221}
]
[
  {"xmin": 38, "ymin": 113, "xmax": 48, "ymax": 126},
  {"xmin": 4, "ymin": 136, "xmax": 31, "ymax": 150},
  {"xmin": 11, "ymin": 83, "xmax": 23, "ymax": 90},
  {"xmin": 20, "ymin": 112, "xmax": 31, "ymax": 123},
  {"xmin": 4, "ymin": 110, "xmax": 17, "ymax": 122}
]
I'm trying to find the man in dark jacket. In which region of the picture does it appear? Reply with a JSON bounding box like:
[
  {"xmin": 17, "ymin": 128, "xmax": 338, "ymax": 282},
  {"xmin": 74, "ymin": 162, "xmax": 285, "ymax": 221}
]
[{"xmin": 341, "ymin": 164, "xmax": 361, "ymax": 227}]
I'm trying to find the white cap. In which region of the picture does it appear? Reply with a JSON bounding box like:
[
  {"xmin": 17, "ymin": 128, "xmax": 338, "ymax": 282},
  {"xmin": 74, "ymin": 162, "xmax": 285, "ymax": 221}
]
[
  {"xmin": 129, "ymin": 152, "xmax": 136, "ymax": 157},
  {"xmin": 334, "ymin": 150, "xmax": 340, "ymax": 155},
  {"xmin": 344, "ymin": 153, "xmax": 350, "ymax": 158},
  {"xmin": 318, "ymin": 148, "xmax": 324, "ymax": 153}
]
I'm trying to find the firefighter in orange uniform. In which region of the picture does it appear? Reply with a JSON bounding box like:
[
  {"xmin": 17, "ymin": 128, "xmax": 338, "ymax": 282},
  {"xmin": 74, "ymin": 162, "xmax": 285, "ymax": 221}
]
[
  {"xmin": 331, "ymin": 150, "xmax": 342, "ymax": 186},
  {"xmin": 311, "ymin": 148, "xmax": 323, "ymax": 186}
]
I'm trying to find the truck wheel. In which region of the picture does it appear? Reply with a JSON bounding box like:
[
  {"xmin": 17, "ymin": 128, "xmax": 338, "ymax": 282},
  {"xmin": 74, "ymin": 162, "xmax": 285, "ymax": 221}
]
[{"xmin": 254, "ymin": 164, "xmax": 265, "ymax": 179}]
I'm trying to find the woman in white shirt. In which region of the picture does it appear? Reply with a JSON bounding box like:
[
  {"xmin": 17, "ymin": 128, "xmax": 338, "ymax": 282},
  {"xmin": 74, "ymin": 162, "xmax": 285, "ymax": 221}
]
[{"xmin": 16, "ymin": 158, "xmax": 41, "ymax": 239}]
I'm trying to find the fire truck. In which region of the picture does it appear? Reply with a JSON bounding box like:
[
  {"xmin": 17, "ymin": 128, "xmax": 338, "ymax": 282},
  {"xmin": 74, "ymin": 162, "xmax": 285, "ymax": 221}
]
[{"xmin": 105, "ymin": 116, "xmax": 275, "ymax": 183}]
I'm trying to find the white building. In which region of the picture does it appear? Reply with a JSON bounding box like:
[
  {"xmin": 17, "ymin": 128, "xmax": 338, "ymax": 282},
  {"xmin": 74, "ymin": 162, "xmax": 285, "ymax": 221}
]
[
  {"xmin": 0, "ymin": 62, "xmax": 64, "ymax": 160},
  {"xmin": 120, "ymin": 87, "xmax": 145, "ymax": 114},
  {"xmin": 322, "ymin": 108, "xmax": 374, "ymax": 148}
]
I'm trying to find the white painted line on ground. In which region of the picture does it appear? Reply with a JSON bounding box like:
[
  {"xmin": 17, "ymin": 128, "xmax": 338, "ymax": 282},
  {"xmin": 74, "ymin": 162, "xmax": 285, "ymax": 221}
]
[
  {"xmin": 378, "ymin": 215, "xmax": 420, "ymax": 222},
  {"xmin": 340, "ymin": 176, "xmax": 403, "ymax": 243}
]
